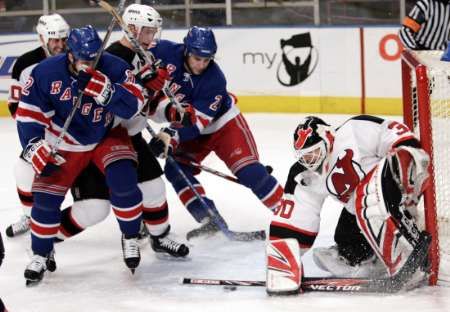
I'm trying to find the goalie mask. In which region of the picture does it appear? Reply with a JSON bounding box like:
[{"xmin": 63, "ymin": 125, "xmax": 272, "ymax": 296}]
[
  {"xmin": 293, "ymin": 116, "xmax": 334, "ymax": 172},
  {"xmin": 122, "ymin": 4, "xmax": 162, "ymax": 46},
  {"xmin": 36, "ymin": 14, "xmax": 70, "ymax": 56}
]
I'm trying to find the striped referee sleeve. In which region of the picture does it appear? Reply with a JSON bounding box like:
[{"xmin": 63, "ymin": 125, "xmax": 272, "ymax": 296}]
[{"xmin": 399, "ymin": 0, "xmax": 450, "ymax": 50}]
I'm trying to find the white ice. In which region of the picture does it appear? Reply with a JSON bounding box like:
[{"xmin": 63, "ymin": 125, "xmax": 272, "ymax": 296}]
[{"xmin": 0, "ymin": 114, "xmax": 449, "ymax": 312}]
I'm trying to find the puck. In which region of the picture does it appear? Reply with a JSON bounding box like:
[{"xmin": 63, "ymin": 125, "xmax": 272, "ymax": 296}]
[{"xmin": 223, "ymin": 285, "xmax": 237, "ymax": 291}]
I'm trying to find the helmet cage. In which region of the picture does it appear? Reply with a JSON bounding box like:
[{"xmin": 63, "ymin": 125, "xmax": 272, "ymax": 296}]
[
  {"xmin": 293, "ymin": 116, "xmax": 332, "ymax": 172},
  {"xmin": 295, "ymin": 140, "xmax": 327, "ymax": 172}
]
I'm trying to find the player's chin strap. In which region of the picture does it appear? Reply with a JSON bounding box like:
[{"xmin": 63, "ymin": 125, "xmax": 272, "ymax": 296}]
[{"xmin": 354, "ymin": 146, "xmax": 431, "ymax": 277}]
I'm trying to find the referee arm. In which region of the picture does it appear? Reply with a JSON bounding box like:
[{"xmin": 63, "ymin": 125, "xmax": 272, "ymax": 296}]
[{"xmin": 399, "ymin": 0, "xmax": 428, "ymax": 49}]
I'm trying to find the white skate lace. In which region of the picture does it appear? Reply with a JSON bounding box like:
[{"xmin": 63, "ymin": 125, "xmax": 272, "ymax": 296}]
[
  {"xmin": 158, "ymin": 237, "xmax": 182, "ymax": 252},
  {"xmin": 27, "ymin": 255, "xmax": 47, "ymax": 272},
  {"xmin": 122, "ymin": 237, "xmax": 140, "ymax": 258},
  {"xmin": 11, "ymin": 215, "xmax": 30, "ymax": 234}
]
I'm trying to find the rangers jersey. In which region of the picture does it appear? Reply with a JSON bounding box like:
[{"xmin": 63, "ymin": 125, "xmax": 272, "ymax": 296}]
[
  {"xmin": 271, "ymin": 115, "xmax": 418, "ymax": 251},
  {"xmin": 150, "ymin": 39, "xmax": 239, "ymax": 142},
  {"xmin": 16, "ymin": 52, "xmax": 144, "ymax": 152}
]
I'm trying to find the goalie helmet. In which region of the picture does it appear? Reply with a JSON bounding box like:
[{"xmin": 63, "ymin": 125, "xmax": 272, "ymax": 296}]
[
  {"xmin": 293, "ymin": 116, "xmax": 334, "ymax": 172},
  {"xmin": 183, "ymin": 26, "xmax": 217, "ymax": 58},
  {"xmin": 36, "ymin": 14, "xmax": 70, "ymax": 55},
  {"xmin": 67, "ymin": 25, "xmax": 102, "ymax": 61},
  {"xmin": 122, "ymin": 4, "xmax": 162, "ymax": 42}
]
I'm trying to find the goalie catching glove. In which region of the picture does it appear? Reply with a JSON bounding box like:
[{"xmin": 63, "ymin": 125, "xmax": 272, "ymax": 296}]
[
  {"xmin": 387, "ymin": 145, "xmax": 431, "ymax": 212},
  {"xmin": 23, "ymin": 138, "xmax": 66, "ymax": 176},
  {"xmin": 77, "ymin": 67, "xmax": 114, "ymax": 106},
  {"xmin": 354, "ymin": 146, "xmax": 430, "ymax": 276},
  {"xmin": 148, "ymin": 127, "xmax": 179, "ymax": 159}
]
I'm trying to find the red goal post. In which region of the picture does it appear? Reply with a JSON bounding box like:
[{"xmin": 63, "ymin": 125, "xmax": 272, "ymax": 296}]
[{"xmin": 401, "ymin": 49, "xmax": 450, "ymax": 286}]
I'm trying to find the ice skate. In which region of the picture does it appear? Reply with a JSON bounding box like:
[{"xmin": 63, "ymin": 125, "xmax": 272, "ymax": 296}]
[
  {"xmin": 24, "ymin": 254, "xmax": 48, "ymax": 286},
  {"xmin": 6, "ymin": 215, "xmax": 30, "ymax": 237},
  {"xmin": 150, "ymin": 226, "xmax": 189, "ymax": 258},
  {"xmin": 121, "ymin": 235, "xmax": 141, "ymax": 274}
]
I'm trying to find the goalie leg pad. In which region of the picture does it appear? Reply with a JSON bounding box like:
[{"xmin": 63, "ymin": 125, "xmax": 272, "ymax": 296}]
[
  {"xmin": 266, "ymin": 239, "xmax": 303, "ymax": 295},
  {"xmin": 354, "ymin": 158, "xmax": 418, "ymax": 277}
]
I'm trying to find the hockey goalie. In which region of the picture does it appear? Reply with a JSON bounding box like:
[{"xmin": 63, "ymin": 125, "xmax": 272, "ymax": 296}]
[{"xmin": 266, "ymin": 115, "xmax": 431, "ymax": 295}]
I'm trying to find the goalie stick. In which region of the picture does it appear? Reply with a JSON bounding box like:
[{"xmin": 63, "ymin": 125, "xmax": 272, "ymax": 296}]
[
  {"xmin": 50, "ymin": 0, "xmax": 126, "ymax": 155},
  {"xmin": 182, "ymin": 231, "xmax": 431, "ymax": 293},
  {"xmin": 144, "ymin": 123, "xmax": 266, "ymax": 242}
]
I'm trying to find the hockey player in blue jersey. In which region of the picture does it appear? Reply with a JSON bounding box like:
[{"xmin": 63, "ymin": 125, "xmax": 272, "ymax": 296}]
[
  {"xmin": 53, "ymin": 4, "xmax": 190, "ymax": 258},
  {"xmin": 16, "ymin": 25, "xmax": 146, "ymax": 285},
  {"xmin": 148, "ymin": 27, "xmax": 284, "ymax": 238},
  {"xmin": 6, "ymin": 14, "xmax": 70, "ymax": 239}
]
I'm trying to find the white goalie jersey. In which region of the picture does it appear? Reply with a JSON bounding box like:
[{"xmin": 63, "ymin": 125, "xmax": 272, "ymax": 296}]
[{"xmin": 271, "ymin": 115, "xmax": 418, "ymax": 253}]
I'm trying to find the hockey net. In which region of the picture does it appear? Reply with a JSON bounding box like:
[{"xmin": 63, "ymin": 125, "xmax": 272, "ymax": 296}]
[{"xmin": 401, "ymin": 50, "xmax": 450, "ymax": 286}]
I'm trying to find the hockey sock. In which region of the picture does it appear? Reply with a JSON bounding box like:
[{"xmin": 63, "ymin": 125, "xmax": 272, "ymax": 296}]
[
  {"xmin": 17, "ymin": 187, "xmax": 33, "ymax": 217},
  {"xmin": 57, "ymin": 206, "xmax": 84, "ymax": 240},
  {"xmin": 139, "ymin": 178, "xmax": 169, "ymax": 236},
  {"xmin": 31, "ymin": 192, "xmax": 63, "ymax": 256},
  {"xmin": 236, "ymin": 163, "xmax": 283, "ymax": 210},
  {"xmin": 106, "ymin": 160, "xmax": 143, "ymax": 236}
]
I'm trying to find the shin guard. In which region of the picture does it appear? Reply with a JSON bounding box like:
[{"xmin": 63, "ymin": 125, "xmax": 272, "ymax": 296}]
[{"xmin": 266, "ymin": 238, "xmax": 303, "ymax": 295}]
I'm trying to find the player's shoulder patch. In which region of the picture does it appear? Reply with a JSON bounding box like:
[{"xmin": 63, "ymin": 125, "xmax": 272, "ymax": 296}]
[{"xmin": 12, "ymin": 46, "xmax": 46, "ymax": 80}]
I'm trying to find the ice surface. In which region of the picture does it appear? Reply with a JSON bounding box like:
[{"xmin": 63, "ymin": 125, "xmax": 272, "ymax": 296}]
[{"xmin": 0, "ymin": 114, "xmax": 449, "ymax": 312}]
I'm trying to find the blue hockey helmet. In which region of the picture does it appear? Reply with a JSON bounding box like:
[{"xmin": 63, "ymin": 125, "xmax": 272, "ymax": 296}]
[
  {"xmin": 183, "ymin": 26, "xmax": 217, "ymax": 58},
  {"xmin": 67, "ymin": 25, "xmax": 102, "ymax": 61}
]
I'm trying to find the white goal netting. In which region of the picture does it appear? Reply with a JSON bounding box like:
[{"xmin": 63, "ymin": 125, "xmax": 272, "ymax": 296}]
[{"xmin": 409, "ymin": 50, "xmax": 450, "ymax": 286}]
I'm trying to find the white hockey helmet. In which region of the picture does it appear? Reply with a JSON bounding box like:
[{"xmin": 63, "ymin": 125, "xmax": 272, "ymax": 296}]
[
  {"xmin": 36, "ymin": 14, "xmax": 70, "ymax": 54},
  {"xmin": 293, "ymin": 116, "xmax": 334, "ymax": 172},
  {"xmin": 122, "ymin": 4, "xmax": 162, "ymax": 42}
]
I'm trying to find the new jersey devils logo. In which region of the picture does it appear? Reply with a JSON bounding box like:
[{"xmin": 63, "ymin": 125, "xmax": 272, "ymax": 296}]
[
  {"xmin": 326, "ymin": 149, "xmax": 365, "ymax": 203},
  {"xmin": 294, "ymin": 128, "xmax": 312, "ymax": 150}
]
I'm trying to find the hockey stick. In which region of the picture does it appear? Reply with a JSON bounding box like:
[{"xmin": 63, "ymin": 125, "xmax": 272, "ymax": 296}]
[
  {"xmin": 174, "ymin": 157, "xmax": 240, "ymax": 184},
  {"xmin": 50, "ymin": 0, "xmax": 126, "ymax": 155},
  {"xmin": 182, "ymin": 232, "xmax": 431, "ymax": 293},
  {"xmin": 174, "ymin": 157, "xmax": 274, "ymax": 185},
  {"xmin": 144, "ymin": 124, "xmax": 265, "ymax": 241},
  {"xmin": 97, "ymin": 1, "xmax": 264, "ymax": 242},
  {"xmin": 96, "ymin": 0, "xmax": 184, "ymax": 113}
]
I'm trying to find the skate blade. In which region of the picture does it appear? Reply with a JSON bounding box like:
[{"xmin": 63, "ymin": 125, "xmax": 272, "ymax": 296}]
[
  {"xmin": 154, "ymin": 253, "xmax": 191, "ymax": 262},
  {"xmin": 26, "ymin": 279, "xmax": 42, "ymax": 287}
]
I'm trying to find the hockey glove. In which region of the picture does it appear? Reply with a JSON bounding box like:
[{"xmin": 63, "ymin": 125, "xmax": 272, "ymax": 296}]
[
  {"xmin": 23, "ymin": 138, "xmax": 66, "ymax": 176},
  {"xmin": 137, "ymin": 64, "xmax": 171, "ymax": 92},
  {"xmin": 165, "ymin": 103, "xmax": 197, "ymax": 127},
  {"xmin": 78, "ymin": 67, "xmax": 114, "ymax": 106},
  {"xmin": 149, "ymin": 127, "xmax": 179, "ymax": 159},
  {"xmin": 387, "ymin": 146, "xmax": 431, "ymax": 209}
]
